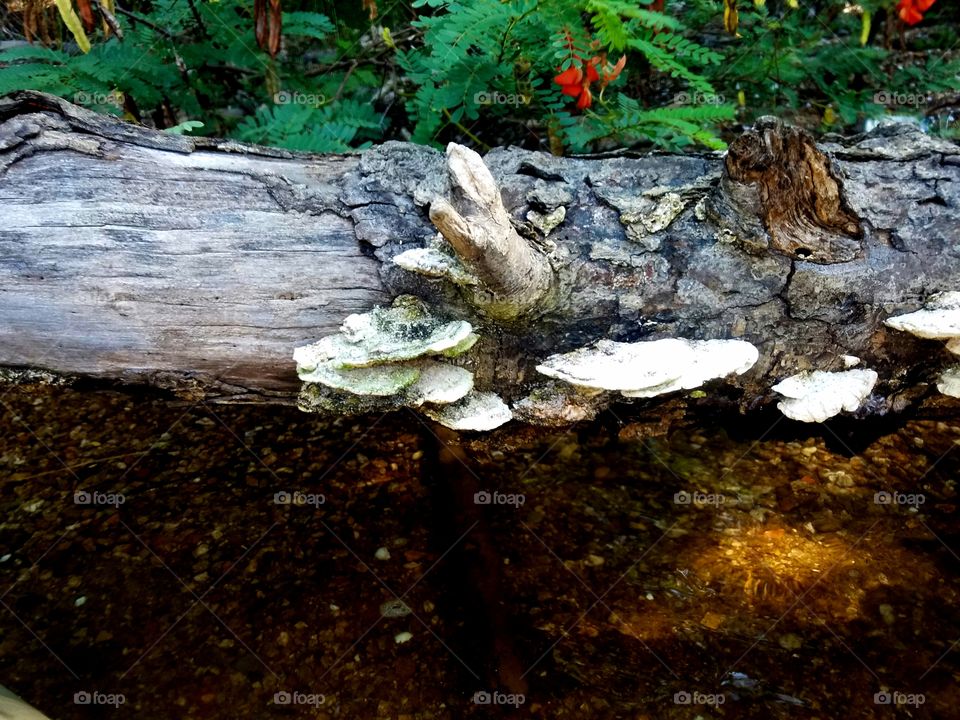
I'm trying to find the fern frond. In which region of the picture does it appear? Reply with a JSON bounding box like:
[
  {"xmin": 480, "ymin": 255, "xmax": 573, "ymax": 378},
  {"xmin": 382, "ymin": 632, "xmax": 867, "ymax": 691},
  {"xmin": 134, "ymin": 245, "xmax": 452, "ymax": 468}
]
[
  {"xmin": 283, "ymin": 12, "xmax": 335, "ymax": 40},
  {"xmin": 232, "ymin": 98, "xmax": 385, "ymax": 153},
  {"xmin": 628, "ymin": 35, "xmax": 715, "ymax": 94},
  {"xmin": 0, "ymin": 44, "xmax": 66, "ymax": 63},
  {"xmin": 587, "ymin": 0, "xmax": 684, "ymax": 36}
]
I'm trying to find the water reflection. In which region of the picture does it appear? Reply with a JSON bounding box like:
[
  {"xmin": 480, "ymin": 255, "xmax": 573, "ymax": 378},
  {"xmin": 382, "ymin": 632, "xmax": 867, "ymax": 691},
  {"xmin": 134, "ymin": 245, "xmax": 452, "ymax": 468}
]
[{"xmin": 0, "ymin": 384, "xmax": 958, "ymax": 718}]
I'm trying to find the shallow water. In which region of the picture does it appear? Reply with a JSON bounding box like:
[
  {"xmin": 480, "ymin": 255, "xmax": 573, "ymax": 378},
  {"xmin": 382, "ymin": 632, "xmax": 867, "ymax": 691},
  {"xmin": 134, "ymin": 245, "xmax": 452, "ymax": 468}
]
[{"xmin": 1, "ymin": 384, "xmax": 958, "ymax": 719}]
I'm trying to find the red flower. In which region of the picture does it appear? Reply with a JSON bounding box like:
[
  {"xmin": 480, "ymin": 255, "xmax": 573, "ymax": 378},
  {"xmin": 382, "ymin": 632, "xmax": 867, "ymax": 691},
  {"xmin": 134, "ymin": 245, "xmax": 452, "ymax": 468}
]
[
  {"xmin": 553, "ymin": 55, "xmax": 625, "ymax": 110},
  {"xmin": 897, "ymin": 0, "xmax": 936, "ymax": 25},
  {"xmin": 554, "ymin": 61, "xmax": 599, "ymax": 108},
  {"xmin": 575, "ymin": 86, "xmax": 593, "ymax": 109},
  {"xmin": 554, "ymin": 66, "xmax": 582, "ymax": 95},
  {"xmin": 602, "ymin": 54, "xmax": 626, "ymax": 85}
]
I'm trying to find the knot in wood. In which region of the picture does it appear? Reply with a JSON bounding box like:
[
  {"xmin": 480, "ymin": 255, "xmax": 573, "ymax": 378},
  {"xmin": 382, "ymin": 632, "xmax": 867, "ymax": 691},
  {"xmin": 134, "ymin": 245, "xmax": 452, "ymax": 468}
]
[{"xmin": 724, "ymin": 117, "xmax": 862, "ymax": 263}]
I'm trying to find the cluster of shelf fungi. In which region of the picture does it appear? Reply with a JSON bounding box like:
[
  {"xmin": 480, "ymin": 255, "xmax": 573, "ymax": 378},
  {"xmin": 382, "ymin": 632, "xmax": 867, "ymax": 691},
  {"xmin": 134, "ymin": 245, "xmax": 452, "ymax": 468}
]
[{"xmin": 293, "ymin": 137, "xmax": 960, "ymax": 431}]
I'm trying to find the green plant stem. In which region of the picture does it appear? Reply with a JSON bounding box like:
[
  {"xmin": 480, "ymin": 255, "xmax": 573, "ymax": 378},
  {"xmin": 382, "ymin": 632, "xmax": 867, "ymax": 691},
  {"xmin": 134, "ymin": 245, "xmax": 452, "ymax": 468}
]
[
  {"xmin": 186, "ymin": 0, "xmax": 209, "ymax": 38},
  {"xmin": 497, "ymin": 2, "xmax": 541, "ymax": 64},
  {"xmin": 332, "ymin": 60, "xmax": 358, "ymax": 101},
  {"xmin": 114, "ymin": 6, "xmax": 173, "ymax": 38},
  {"xmin": 442, "ymin": 108, "xmax": 489, "ymax": 151}
]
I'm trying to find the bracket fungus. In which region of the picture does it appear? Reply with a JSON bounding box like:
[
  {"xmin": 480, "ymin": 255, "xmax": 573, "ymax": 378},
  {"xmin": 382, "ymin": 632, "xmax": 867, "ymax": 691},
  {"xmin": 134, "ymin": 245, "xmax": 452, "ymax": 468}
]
[
  {"xmin": 884, "ymin": 291, "xmax": 960, "ymax": 347},
  {"xmin": 294, "ymin": 295, "xmax": 477, "ymax": 374},
  {"xmin": 535, "ymin": 337, "xmax": 759, "ymax": 399},
  {"xmin": 885, "ymin": 291, "xmax": 960, "ymax": 398},
  {"xmin": 938, "ymin": 366, "xmax": 960, "ymax": 399},
  {"xmin": 293, "ymin": 295, "xmax": 510, "ymax": 430},
  {"xmin": 771, "ymin": 369, "xmax": 878, "ymax": 423},
  {"xmin": 422, "ymin": 391, "xmax": 513, "ymax": 432},
  {"xmin": 392, "ymin": 235, "xmax": 481, "ymax": 287}
]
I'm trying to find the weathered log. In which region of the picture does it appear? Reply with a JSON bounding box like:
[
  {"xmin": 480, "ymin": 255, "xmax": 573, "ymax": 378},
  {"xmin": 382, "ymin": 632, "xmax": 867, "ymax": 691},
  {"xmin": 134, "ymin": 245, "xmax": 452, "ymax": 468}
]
[{"xmin": 1, "ymin": 91, "xmax": 959, "ymax": 426}]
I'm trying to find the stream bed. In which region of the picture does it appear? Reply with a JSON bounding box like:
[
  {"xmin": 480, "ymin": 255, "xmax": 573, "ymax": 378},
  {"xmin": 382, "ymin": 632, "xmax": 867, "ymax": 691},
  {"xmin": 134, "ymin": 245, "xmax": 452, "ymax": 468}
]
[{"xmin": 1, "ymin": 383, "xmax": 958, "ymax": 719}]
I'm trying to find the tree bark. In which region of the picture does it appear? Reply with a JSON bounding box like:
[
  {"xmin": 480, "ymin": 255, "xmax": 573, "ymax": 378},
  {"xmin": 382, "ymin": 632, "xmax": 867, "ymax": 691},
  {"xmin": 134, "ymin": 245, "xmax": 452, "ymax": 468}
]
[{"xmin": 1, "ymin": 91, "xmax": 958, "ymax": 424}]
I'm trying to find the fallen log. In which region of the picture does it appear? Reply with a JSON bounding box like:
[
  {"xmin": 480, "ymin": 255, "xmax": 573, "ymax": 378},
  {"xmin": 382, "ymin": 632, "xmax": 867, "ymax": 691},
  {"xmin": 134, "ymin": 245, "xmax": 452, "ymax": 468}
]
[{"xmin": 1, "ymin": 91, "xmax": 958, "ymax": 427}]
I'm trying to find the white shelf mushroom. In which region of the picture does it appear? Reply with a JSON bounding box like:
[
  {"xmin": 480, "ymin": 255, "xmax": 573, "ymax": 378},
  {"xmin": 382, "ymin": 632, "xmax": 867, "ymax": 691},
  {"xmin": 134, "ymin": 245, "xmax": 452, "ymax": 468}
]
[
  {"xmin": 405, "ymin": 362, "xmax": 475, "ymax": 406},
  {"xmin": 937, "ymin": 366, "xmax": 960, "ymax": 399},
  {"xmin": 392, "ymin": 246, "xmax": 480, "ymax": 286},
  {"xmin": 422, "ymin": 391, "xmax": 513, "ymax": 431},
  {"xmin": 293, "ymin": 295, "xmax": 481, "ymax": 420},
  {"xmin": 884, "ymin": 291, "xmax": 960, "ymax": 352},
  {"xmin": 771, "ymin": 369, "xmax": 878, "ymax": 423},
  {"xmin": 296, "ymin": 362, "xmax": 421, "ymax": 396},
  {"xmin": 294, "ymin": 297, "xmax": 477, "ymax": 374},
  {"xmin": 885, "ymin": 291, "xmax": 960, "ymax": 399},
  {"xmin": 622, "ymin": 339, "xmax": 760, "ymax": 398},
  {"xmin": 535, "ymin": 337, "xmax": 759, "ymax": 398}
]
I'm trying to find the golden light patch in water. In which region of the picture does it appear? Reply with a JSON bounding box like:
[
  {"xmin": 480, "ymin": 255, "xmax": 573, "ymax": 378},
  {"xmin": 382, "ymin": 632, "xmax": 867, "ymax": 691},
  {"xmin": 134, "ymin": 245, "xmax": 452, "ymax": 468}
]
[{"xmin": 687, "ymin": 526, "xmax": 863, "ymax": 615}]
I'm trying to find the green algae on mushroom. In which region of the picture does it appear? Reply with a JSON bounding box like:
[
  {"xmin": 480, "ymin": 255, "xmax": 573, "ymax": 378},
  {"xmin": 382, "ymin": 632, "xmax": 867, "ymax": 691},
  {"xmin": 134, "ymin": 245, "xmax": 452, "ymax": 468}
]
[
  {"xmin": 296, "ymin": 362, "xmax": 421, "ymax": 396},
  {"xmin": 440, "ymin": 331, "xmax": 479, "ymax": 357},
  {"xmin": 297, "ymin": 382, "xmax": 396, "ymax": 415},
  {"xmin": 293, "ymin": 295, "xmax": 481, "ymax": 418},
  {"xmin": 293, "ymin": 295, "xmax": 476, "ymax": 375}
]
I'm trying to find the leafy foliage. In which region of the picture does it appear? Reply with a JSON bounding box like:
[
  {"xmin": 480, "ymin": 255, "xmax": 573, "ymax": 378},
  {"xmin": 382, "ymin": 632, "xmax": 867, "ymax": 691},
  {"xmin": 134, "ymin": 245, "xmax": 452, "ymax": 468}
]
[
  {"xmin": 0, "ymin": 0, "xmax": 380, "ymax": 152},
  {"xmin": 0, "ymin": 0, "xmax": 956, "ymax": 153},
  {"xmin": 399, "ymin": 0, "xmax": 731, "ymax": 150},
  {"xmin": 683, "ymin": 0, "xmax": 959, "ymax": 133},
  {"xmin": 234, "ymin": 99, "xmax": 384, "ymax": 152}
]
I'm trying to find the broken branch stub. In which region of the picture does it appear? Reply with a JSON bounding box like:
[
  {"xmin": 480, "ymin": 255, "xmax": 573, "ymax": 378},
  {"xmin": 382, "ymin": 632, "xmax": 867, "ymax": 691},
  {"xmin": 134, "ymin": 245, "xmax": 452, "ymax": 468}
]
[
  {"xmin": 707, "ymin": 116, "xmax": 863, "ymax": 263},
  {"xmin": 428, "ymin": 143, "xmax": 555, "ymax": 320}
]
